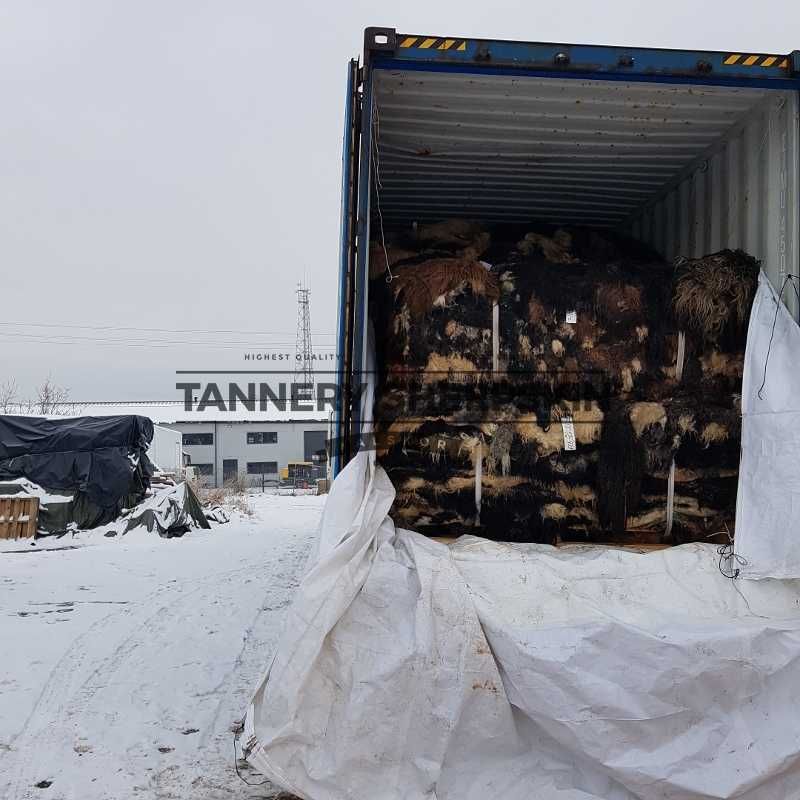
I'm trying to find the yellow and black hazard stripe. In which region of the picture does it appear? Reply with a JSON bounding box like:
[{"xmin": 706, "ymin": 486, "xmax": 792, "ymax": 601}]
[
  {"xmin": 723, "ymin": 53, "xmax": 790, "ymax": 69},
  {"xmin": 398, "ymin": 35, "xmax": 468, "ymax": 52}
]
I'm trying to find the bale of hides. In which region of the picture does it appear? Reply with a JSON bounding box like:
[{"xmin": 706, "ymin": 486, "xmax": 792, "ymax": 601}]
[
  {"xmin": 381, "ymin": 410, "xmax": 603, "ymax": 544},
  {"xmin": 371, "ymin": 257, "xmax": 499, "ymax": 377},
  {"xmin": 496, "ymin": 260, "xmax": 674, "ymax": 399},
  {"xmin": 371, "ymin": 220, "xmax": 758, "ymax": 545},
  {"xmin": 379, "ymin": 396, "xmax": 737, "ymax": 544},
  {"xmin": 369, "ymin": 218, "xmax": 491, "ymax": 280},
  {"xmin": 670, "ymin": 401, "xmax": 741, "ymax": 544}
]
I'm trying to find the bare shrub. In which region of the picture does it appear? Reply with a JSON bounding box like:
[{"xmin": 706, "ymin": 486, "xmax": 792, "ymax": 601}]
[
  {"xmin": 223, "ymin": 473, "xmax": 249, "ymax": 496},
  {"xmin": 188, "ymin": 472, "xmax": 253, "ymax": 516},
  {"xmin": 33, "ymin": 376, "xmax": 73, "ymax": 415},
  {"xmin": 223, "ymin": 474, "xmax": 252, "ymax": 516},
  {"xmin": 230, "ymin": 494, "xmax": 254, "ymax": 517},
  {"xmin": 0, "ymin": 377, "xmax": 83, "ymax": 416},
  {"xmin": 0, "ymin": 379, "xmax": 18, "ymax": 414},
  {"xmin": 203, "ymin": 487, "xmax": 227, "ymax": 506}
]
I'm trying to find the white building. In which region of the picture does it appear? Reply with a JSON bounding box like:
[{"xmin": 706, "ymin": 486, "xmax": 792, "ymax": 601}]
[{"xmin": 68, "ymin": 402, "xmax": 330, "ymax": 487}]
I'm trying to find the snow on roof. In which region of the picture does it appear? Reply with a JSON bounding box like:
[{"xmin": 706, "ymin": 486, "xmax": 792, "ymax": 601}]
[{"xmin": 5, "ymin": 402, "xmax": 331, "ymax": 425}]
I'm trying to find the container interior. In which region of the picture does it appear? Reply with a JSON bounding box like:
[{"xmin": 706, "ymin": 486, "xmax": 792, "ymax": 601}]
[{"xmin": 370, "ymin": 69, "xmax": 799, "ymax": 311}]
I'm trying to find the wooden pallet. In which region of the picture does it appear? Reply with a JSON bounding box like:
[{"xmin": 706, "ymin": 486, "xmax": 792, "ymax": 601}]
[{"xmin": 0, "ymin": 496, "xmax": 40, "ymax": 539}]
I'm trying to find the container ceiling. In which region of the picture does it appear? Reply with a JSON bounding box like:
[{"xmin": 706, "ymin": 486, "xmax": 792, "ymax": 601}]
[{"xmin": 371, "ymin": 70, "xmax": 769, "ymax": 228}]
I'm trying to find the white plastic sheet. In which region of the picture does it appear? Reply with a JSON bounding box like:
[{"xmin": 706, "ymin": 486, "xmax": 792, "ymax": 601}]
[
  {"xmin": 736, "ymin": 272, "xmax": 800, "ymax": 579},
  {"xmin": 245, "ymin": 447, "xmax": 800, "ymax": 799}
]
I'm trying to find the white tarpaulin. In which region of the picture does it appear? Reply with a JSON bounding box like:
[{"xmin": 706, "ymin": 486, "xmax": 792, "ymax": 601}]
[
  {"xmin": 244, "ymin": 447, "xmax": 800, "ymax": 799},
  {"xmin": 735, "ymin": 272, "xmax": 800, "ymax": 579},
  {"xmin": 242, "ymin": 304, "xmax": 800, "ymax": 799}
]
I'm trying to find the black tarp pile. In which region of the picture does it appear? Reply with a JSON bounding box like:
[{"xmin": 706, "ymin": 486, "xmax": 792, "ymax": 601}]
[
  {"xmin": 0, "ymin": 414, "xmax": 155, "ymax": 534},
  {"xmin": 371, "ymin": 221, "xmax": 759, "ymax": 544},
  {"xmin": 120, "ymin": 481, "xmax": 211, "ymax": 537}
]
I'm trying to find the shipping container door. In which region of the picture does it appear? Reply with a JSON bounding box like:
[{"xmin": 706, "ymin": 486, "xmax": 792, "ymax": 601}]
[{"xmin": 333, "ymin": 59, "xmax": 361, "ymax": 477}]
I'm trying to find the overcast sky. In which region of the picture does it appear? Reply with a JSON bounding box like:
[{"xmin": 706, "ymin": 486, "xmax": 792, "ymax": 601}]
[{"xmin": 2, "ymin": 0, "xmax": 798, "ymax": 401}]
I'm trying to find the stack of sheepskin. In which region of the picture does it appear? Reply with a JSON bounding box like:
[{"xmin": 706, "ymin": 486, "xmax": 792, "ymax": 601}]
[{"xmin": 370, "ymin": 220, "xmax": 758, "ymax": 545}]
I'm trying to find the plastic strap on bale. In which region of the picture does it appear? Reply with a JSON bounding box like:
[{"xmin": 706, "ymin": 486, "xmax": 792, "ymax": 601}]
[
  {"xmin": 664, "ymin": 333, "xmax": 686, "ymax": 538},
  {"xmin": 492, "ymin": 301, "xmax": 500, "ymax": 374},
  {"xmin": 665, "ymin": 459, "xmax": 676, "ymax": 538},
  {"xmin": 474, "ymin": 441, "xmax": 483, "ymax": 520},
  {"xmin": 676, "ymin": 331, "xmax": 686, "ymax": 382}
]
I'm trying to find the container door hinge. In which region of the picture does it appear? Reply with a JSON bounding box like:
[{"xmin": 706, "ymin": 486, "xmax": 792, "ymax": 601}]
[{"xmin": 363, "ymin": 27, "xmax": 396, "ymax": 66}]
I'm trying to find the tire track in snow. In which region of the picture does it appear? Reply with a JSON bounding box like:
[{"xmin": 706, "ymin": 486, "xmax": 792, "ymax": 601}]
[
  {"xmin": 149, "ymin": 549, "xmax": 308, "ymax": 799},
  {"xmin": 6, "ymin": 563, "xmax": 265, "ymax": 799},
  {"xmin": 5, "ymin": 527, "xmax": 314, "ymax": 800}
]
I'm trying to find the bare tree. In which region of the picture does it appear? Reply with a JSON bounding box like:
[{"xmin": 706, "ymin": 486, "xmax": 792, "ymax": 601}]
[
  {"xmin": 34, "ymin": 376, "xmax": 72, "ymax": 415},
  {"xmin": 0, "ymin": 379, "xmax": 18, "ymax": 414}
]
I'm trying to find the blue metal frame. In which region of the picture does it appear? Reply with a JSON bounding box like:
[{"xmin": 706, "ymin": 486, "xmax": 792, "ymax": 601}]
[
  {"xmin": 333, "ymin": 61, "xmax": 358, "ymax": 478},
  {"xmin": 333, "ymin": 63, "xmax": 375, "ymax": 477},
  {"xmin": 348, "ymin": 72, "xmax": 374, "ymax": 458},
  {"xmin": 372, "ymin": 57, "xmax": 800, "ymax": 91},
  {"xmin": 375, "ymin": 32, "xmax": 798, "ymax": 84}
]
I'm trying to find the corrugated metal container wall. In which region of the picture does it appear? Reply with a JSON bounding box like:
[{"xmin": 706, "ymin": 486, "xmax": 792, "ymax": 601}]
[
  {"xmin": 369, "ymin": 71, "xmax": 800, "ymax": 315},
  {"xmin": 627, "ymin": 92, "xmax": 800, "ymax": 317},
  {"xmin": 333, "ymin": 34, "xmax": 800, "ymax": 476}
]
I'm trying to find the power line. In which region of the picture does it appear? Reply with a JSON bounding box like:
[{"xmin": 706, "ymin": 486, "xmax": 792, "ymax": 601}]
[
  {"xmin": 0, "ymin": 330, "xmax": 334, "ymax": 346},
  {"xmin": 0, "ymin": 333, "xmax": 335, "ymax": 350},
  {"xmin": 0, "ymin": 321, "xmax": 335, "ymax": 337}
]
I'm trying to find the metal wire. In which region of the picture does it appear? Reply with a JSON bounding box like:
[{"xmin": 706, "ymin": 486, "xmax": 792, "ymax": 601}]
[
  {"xmin": 232, "ymin": 733, "xmax": 269, "ymax": 786},
  {"xmin": 370, "ymin": 93, "xmax": 393, "ymax": 283},
  {"xmin": 757, "ymin": 274, "xmax": 800, "ymax": 400},
  {"xmin": 715, "ymin": 524, "xmax": 747, "ymax": 580}
]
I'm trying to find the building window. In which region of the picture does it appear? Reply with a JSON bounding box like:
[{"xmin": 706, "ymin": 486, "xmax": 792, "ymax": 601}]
[
  {"xmin": 247, "ymin": 431, "xmax": 277, "ymax": 445},
  {"xmin": 183, "ymin": 432, "xmax": 213, "ymax": 446},
  {"xmin": 304, "ymin": 429, "xmax": 328, "ymax": 462},
  {"xmin": 195, "ymin": 463, "xmax": 214, "ymax": 476},
  {"xmin": 247, "ymin": 461, "xmax": 278, "ymax": 475}
]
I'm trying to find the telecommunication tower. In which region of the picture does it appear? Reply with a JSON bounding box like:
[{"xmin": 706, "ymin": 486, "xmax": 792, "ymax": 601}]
[{"xmin": 294, "ymin": 282, "xmax": 314, "ymax": 401}]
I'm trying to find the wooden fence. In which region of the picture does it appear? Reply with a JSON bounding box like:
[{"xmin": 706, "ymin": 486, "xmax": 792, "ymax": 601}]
[{"xmin": 0, "ymin": 496, "xmax": 39, "ymax": 539}]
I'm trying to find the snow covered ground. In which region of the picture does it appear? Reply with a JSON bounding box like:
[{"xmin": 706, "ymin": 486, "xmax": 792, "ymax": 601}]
[{"xmin": 0, "ymin": 493, "xmax": 325, "ymax": 800}]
